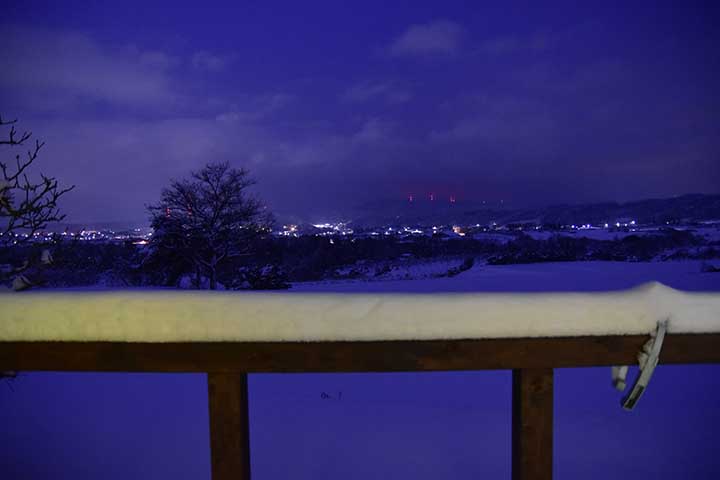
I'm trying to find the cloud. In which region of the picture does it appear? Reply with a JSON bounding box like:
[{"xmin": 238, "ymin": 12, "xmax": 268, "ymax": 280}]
[
  {"xmin": 341, "ymin": 82, "xmax": 412, "ymax": 104},
  {"xmin": 23, "ymin": 109, "xmax": 413, "ymax": 223},
  {"xmin": 214, "ymin": 93, "xmax": 294, "ymax": 123},
  {"xmin": 352, "ymin": 118, "xmax": 396, "ymax": 144},
  {"xmin": 138, "ymin": 50, "xmax": 180, "ymax": 70},
  {"xmin": 28, "ymin": 115, "xmax": 287, "ymax": 222},
  {"xmin": 477, "ymin": 34, "xmax": 550, "ymax": 55},
  {"xmin": 0, "ymin": 25, "xmax": 178, "ymax": 111},
  {"xmin": 431, "ymin": 94, "xmax": 557, "ymax": 145},
  {"xmin": 191, "ymin": 51, "xmax": 233, "ymax": 72},
  {"xmin": 388, "ymin": 20, "xmax": 464, "ymax": 57}
]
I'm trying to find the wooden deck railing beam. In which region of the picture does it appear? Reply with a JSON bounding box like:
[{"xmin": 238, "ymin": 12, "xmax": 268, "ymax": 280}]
[
  {"xmin": 1, "ymin": 334, "xmax": 719, "ymax": 373},
  {"xmin": 207, "ymin": 373, "xmax": 252, "ymax": 480},
  {"xmin": 512, "ymin": 368, "xmax": 554, "ymax": 480}
]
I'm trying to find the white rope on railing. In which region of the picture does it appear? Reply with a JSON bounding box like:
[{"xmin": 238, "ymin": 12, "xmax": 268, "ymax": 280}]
[{"xmin": 612, "ymin": 319, "xmax": 668, "ymax": 410}]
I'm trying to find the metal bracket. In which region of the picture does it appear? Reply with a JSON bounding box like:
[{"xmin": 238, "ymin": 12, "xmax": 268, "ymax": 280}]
[{"xmin": 611, "ymin": 320, "xmax": 668, "ymax": 411}]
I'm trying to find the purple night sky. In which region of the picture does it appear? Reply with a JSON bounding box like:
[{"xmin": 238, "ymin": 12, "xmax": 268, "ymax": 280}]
[
  {"xmin": 1, "ymin": 1, "xmax": 719, "ymax": 223},
  {"xmin": 2, "ymin": 2, "xmax": 720, "ymax": 479}
]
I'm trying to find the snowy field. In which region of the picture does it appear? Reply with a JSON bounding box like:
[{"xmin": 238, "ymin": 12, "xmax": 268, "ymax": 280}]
[
  {"xmin": 296, "ymin": 259, "xmax": 720, "ymax": 292},
  {"xmin": 2, "ymin": 260, "xmax": 720, "ymax": 479}
]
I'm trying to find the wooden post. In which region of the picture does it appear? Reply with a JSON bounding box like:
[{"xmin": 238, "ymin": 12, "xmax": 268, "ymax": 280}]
[
  {"xmin": 207, "ymin": 373, "xmax": 251, "ymax": 480},
  {"xmin": 512, "ymin": 368, "xmax": 554, "ymax": 480}
]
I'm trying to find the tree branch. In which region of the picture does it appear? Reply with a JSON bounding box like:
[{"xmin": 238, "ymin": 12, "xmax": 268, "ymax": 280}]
[{"xmin": 1, "ymin": 116, "xmax": 74, "ymax": 245}]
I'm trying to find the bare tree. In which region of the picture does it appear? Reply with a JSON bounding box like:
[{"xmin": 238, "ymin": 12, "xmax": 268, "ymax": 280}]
[
  {"xmin": 0, "ymin": 115, "xmax": 74, "ymax": 246},
  {"xmin": 148, "ymin": 161, "xmax": 271, "ymax": 290}
]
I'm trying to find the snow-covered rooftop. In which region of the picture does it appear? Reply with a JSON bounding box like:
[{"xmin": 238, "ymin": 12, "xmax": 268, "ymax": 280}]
[{"xmin": 1, "ymin": 282, "xmax": 719, "ymax": 342}]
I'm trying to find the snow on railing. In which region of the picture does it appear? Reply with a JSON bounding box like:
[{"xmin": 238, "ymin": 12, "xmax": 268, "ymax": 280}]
[{"xmin": 1, "ymin": 281, "xmax": 719, "ymax": 342}]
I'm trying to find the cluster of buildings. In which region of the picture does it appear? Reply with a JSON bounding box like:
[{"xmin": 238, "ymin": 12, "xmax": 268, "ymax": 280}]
[
  {"xmin": 277, "ymin": 222, "xmax": 354, "ymax": 238},
  {"xmin": 275, "ymin": 218, "xmax": 647, "ymax": 241},
  {"xmin": 1, "ymin": 228, "xmax": 153, "ymax": 246},
  {"xmin": 4, "ymin": 218, "xmax": 652, "ymax": 247}
]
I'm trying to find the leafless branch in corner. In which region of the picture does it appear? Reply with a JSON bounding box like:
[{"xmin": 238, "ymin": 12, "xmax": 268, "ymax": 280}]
[{"xmin": 0, "ymin": 115, "xmax": 75, "ymax": 246}]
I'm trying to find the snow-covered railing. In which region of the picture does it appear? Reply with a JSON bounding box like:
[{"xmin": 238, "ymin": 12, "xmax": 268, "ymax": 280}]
[
  {"xmin": 3, "ymin": 282, "xmax": 720, "ymax": 342},
  {"xmin": 2, "ymin": 282, "xmax": 720, "ymax": 480}
]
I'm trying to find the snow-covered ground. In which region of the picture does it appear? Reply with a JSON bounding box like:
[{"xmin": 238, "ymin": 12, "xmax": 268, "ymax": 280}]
[
  {"xmin": 296, "ymin": 259, "xmax": 720, "ymax": 292},
  {"xmin": 332, "ymin": 256, "xmax": 465, "ymax": 281},
  {"xmin": 2, "ymin": 260, "xmax": 720, "ymax": 479}
]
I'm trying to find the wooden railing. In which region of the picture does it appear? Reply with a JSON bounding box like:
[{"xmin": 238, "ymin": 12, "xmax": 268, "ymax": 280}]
[{"xmin": 2, "ymin": 333, "xmax": 720, "ymax": 479}]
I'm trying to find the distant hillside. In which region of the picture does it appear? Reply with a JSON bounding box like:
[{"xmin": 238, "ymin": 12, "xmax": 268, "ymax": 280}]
[
  {"xmin": 353, "ymin": 194, "xmax": 720, "ymax": 227},
  {"xmin": 54, "ymin": 194, "xmax": 720, "ymax": 230},
  {"xmin": 527, "ymin": 194, "xmax": 720, "ymax": 226}
]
